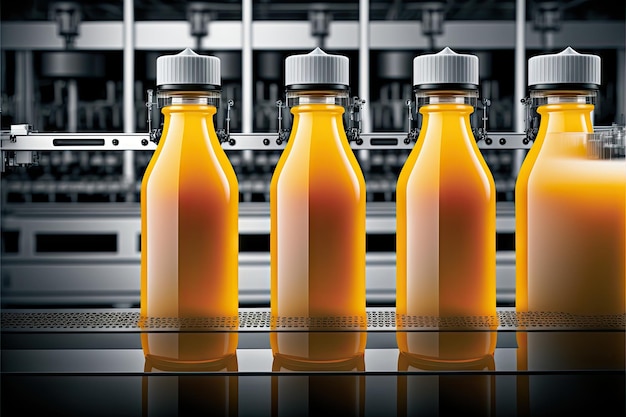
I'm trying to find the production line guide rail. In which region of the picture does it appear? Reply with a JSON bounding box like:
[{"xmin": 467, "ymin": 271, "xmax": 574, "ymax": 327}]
[
  {"xmin": 0, "ymin": 125, "xmax": 532, "ymax": 154},
  {"xmin": 1, "ymin": 307, "xmax": 625, "ymax": 416}
]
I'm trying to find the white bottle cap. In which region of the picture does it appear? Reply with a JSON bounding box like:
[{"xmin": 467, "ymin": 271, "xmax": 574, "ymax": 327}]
[
  {"xmin": 528, "ymin": 47, "xmax": 600, "ymax": 89},
  {"xmin": 285, "ymin": 47, "xmax": 349, "ymax": 89},
  {"xmin": 413, "ymin": 47, "xmax": 479, "ymax": 88},
  {"xmin": 156, "ymin": 48, "xmax": 221, "ymax": 89}
]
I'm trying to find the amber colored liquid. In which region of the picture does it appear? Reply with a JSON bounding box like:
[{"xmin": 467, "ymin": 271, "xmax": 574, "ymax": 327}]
[
  {"xmin": 516, "ymin": 133, "xmax": 626, "ymax": 399},
  {"xmin": 270, "ymin": 103, "xmax": 367, "ymax": 363},
  {"xmin": 527, "ymin": 133, "xmax": 625, "ymax": 314},
  {"xmin": 140, "ymin": 104, "xmax": 239, "ymax": 366},
  {"xmin": 515, "ymin": 102, "xmax": 594, "ymax": 313},
  {"xmin": 514, "ymin": 105, "xmax": 625, "ymax": 410},
  {"xmin": 396, "ymin": 103, "xmax": 497, "ymax": 362}
]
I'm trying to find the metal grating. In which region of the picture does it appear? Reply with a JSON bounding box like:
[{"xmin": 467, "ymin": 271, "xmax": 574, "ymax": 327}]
[{"xmin": 1, "ymin": 309, "xmax": 625, "ymax": 332}]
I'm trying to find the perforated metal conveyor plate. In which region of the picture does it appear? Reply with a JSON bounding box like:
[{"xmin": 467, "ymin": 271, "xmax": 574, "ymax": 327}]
[{"xmin": 2, "ymin": 308, "xmax": 625, "ymax": 332}]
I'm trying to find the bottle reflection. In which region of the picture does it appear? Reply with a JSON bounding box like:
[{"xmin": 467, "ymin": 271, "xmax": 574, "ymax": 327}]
[
  {"xmin": 271, "ymin": 354, "xmax": 365, "ymax": 417},
  {"xmin": 397, "ymin": 352, "xmax": 496, "ymax": 417},
  {"xmin": 517, "ymin": 330, "xmax": 625, "ymax": 415},
  {"xmin": 271, "ymin": 329, "xmax": 367, "ymax": 364},
  {"xmin": 140, "ymin": 317, "xmax": 238, "ymax": 368},
  {"xmin": 396, "ymin": 316, "xmax": 498, "ymax": 363},
  {"xmin": 142, "ymin": 354, "xmax": 238, "ymax": 417}
]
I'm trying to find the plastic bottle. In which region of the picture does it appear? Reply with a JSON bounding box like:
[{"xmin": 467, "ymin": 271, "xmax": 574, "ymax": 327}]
[
  {"xmin": 515, "ymin": 48, "xmax": 625, "ymax": 410},
  {"xmin": 515, "ymin": 47, "xmax": 603, "ymax": 314},
  {"xmin": 140, "ymin": 49, "xmax": 239, "ymax": 368},
  {"xmin": 395, "ymin": 48, "xmax": 497, "ymax": 363},
  {"xmin": 270, "ymin": 48, "xmax": 367, "ymax": 364}
]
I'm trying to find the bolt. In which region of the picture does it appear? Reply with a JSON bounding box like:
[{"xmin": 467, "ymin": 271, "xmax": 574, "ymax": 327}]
[
  {"xmin": 263, "ymin": 138, "xmax": 270, "ymax": 146},
  {"xmin": 229, "ymin": 139, "xmax": 236, "ymax": 146},
  {"xmin": 141, "ymin": 139, "xmax": 149, "ymax": 146},
  {"xmin": 112, "ymin": 139, "xmax": 119, "ymax": 146},
  {"xmin": 499, "ymin": 138, "xmax": 507, "ymax": 145},
  {"xmin": 485, "ymin": 138, "xmax": 493, "ymax": 145},
  {"xmin": 522, "ymin": 138, "xmax": 530, "ymax": 145},
  {"xmin": 356, "ymin": 139, "xmax": 363, "ymax": 146}
]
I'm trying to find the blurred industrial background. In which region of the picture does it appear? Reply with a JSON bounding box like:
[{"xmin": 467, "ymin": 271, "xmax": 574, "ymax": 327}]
[{"xmin": 1, "ymin": 0, "xmax": 625, "ymax": 307}]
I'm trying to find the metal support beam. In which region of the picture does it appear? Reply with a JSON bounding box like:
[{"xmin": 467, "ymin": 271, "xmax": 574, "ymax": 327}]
[
  {"xmin": 242, "ymin": 0, "xmax": 253, "ymax": 134},
  {"xmin": 359, "ymin": 0, "xmax": 371, "ymax": 134},
  {"xmin": 513, "ymin": 0, "xmax": 527, "ymax": 179},
  {"xmin": 123, "ymin": 0, "xmax": 136, "ymax": 200},
  {"xmin": 0, "ymin": 131, "xmax": 533, "ymax": 152},
  {"xmin": 3, "ymin": 21, "xmax": 624, "ymax": 51}
]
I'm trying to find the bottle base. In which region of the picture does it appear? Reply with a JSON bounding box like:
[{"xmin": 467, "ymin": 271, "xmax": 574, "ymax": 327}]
[
  {"xmin": 270, "ymin": 331, "xmax": 367, "ymax": 365},
  {"xmin": 397, "ymin": 350, "xmax": 495, "ymax": 369},
  {"xmin": 144, "ymin": 352, "xmax": 237, "ymax": 372},
  {"xmin": 272, "ymin": 352, "xmax": 365, "ymax": 371}
]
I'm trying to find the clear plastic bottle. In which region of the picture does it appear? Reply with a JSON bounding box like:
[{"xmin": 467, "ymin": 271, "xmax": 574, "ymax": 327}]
[
  {"xmin": 515, "ymin": 47, "xmax": 601, "ymax": 315},
  {"xmin": 140, "ymin": 49, "xmax": 239, "ymax": 368},
  {"xmin": 395, "ymin": 48, "xmax": 497, "ymax": 363},
  {"xmin": 515, "ymin": 49, "xmax": 625, "ymax": 409},
  {"xmin": 270, "ymin": 48, "xmax": 367, "ymax": 364}
]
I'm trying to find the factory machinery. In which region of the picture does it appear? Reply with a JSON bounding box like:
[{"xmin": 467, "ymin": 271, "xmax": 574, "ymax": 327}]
[
  {"xmin": 3, "ymin": 107, "xmax": 624, "ymax": 308},
  {"xmin": 1, "ymin": 0, "xmax": 624, "ymax": 308},
  {"xmin": 2, "ymin": 5, "xmax": 625, "ymax": 416}
]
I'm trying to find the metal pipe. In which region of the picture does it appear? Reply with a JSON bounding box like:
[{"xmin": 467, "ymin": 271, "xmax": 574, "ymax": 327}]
[
  {"xmin": 358, "ymin": 0, "xmax": 371, "ymax": 167},
  {"xmin": 242, "ymin": 0, "xmax": 253, "ymax": 134},
  {"xmin": 620, "ymin": 2, "xmax": 626, "ymax": 125},
  {"xmin": 359, "ymin": 0, "xmax": 371, "ymax": 134},
  {"xmin": 514, "ymin": 0, "xmax": 526, "ymax": 133},
  {"xmin": 14, "ymin": 51, "xmax": 35, "ymax": 126},
  {"xmin": 123, "ymin": 0, "xmax": 135, "ymax": 200},
  {"xmin": 67, "ymin": 79, "xmax": 78, "ymax": 132},
  {"xmin": 123, "ymin": 0, "xmax": 134, "ymax": 134},
  {"xmin": 618, "ymin": 49, "xmax": 625, "ymax": 125},
  {"xmin": 513, "ymin": 0, "xmax": 526, "ymax": 178}
]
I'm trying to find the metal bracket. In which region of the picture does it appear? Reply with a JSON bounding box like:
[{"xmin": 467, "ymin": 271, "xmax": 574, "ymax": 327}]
[
  {"xmin": 474, "ymin": 98, "xmax": 491, "ymax": 143},
  {"xmin": 404, "ymin": 99, "xmax": 419, "ymax": 144},
  {"xmin": 521, "ymin": 97, "xmax": 538, "ymax": 145},
  {"xmin": 346, "ymin": 96, "xmax": 365, "ymax": 145},
  {"xmin": 217, "ymin": 99, "xmax": 236, "ymax": 146},
  {"xmin": 275, "ymin": 100, "xmax": 290, "ymax": 146},
  {"xmin": 146, "ymin": 89, "xmax": 161, "ymax": 145}
]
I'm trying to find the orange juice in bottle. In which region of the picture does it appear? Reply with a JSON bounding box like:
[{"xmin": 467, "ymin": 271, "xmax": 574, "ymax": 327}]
[
  {"xmin": 515, "ymin": 49, "xmax": 625, "ymax": 411},
  {"xmin": 140, "ymin": 49, "xmax": 239, "ymax": 368},
  {"xmin": 515, "ymin": 47, "xmax": 600, "ymax": 314},
  {"xmin": 525, "ymin": 130, "xmax": 625, "ymax": 315},
  {"xmin": 396, "ymin": 48, "xmax": 497, "ymax": 363},
  {"xmin": 270, "ymin": 48, "xmax": 367, "ymax": 364}
]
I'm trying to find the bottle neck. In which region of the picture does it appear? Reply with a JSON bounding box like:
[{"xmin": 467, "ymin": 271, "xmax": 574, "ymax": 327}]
[
  {"xmin": 415, "ymin": 90, "xmax": 478, "ymax": 139},
  {"xmin": 157, "ymin": 90, "xmax": 222, "ymax": 148},
  {"xmin": 415, "ymin": 89, "xmax": 478, "ymax": 109},
  {"xmin": 530, "ymin": 89, "xmax": 596, "ymax": 107},
  {"xmin": 287, "ymin": 90, "xmax": 349, "ymax": 109},
  {"xmin": 532, "ymin": 90, "xmax": 596, "ymax": 134},
  {"xmin": 158, "ymin": 90, "xmax": 221, "ymax": 109}
]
